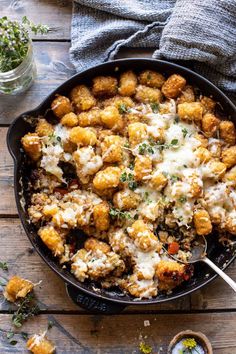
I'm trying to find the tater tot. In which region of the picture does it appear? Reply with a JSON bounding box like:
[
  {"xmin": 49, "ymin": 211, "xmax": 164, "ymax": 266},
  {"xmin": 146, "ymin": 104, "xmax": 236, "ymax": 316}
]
[
  {"xmin": 150, "ymin": 172, "xmax": 168, "ymax": 190},
  {"xmin": 78, "ymin": 108, "xmax": 101, "ymax": 127},
  {"xmin": 4, "ymin": 276, "xmax": 34, "ymax": 303},
  {"xmin": 134, "ymin": 155, "xmax": 152, "ymax": 181},
  {"xmin": 93, "ymin": 166, "xmax": 121, "ymax": 190},
  {"xmin": 113, "ymin": 190, "xmax": 141, "ymax": 210},
  {"xmin": 85, "ymin": 237, "xmax": 111, "ymax": 253},
  {"xmin": 161, "ymin": 74, "xmax": 186, "ymax": 98},
  {"xmin": 178, "ymin": 102, "xmax": 203, "ymax": 121},
  {"xmin": 70, "ymin": 85, "xmax": 96, "ymax": 111},
  {"xmin": 193, "ymin": 209, "xmax": 212, "ymax": 235},
  {"xmin": 195, "ymin": 147, "xmax": 212, "ymax": 163},
  {"xmin": 223, "ymin": 166, "xmax": 236, "ymax": 186},
  {"xmin": 36, "ymin": 118, "xmax": 54, "ymax": 137},
  {"xmin": 61, "ymin": 112, "xmax": 79, "ymax": 127},
  {"xmin": 177, "ymin": 85, "xmax": 195, "ymax": 104},
  {"xmin": 221, "ymin": 146, "xmax": 236, "ymax": 168},
  {"xmin": 194, "ymin": 133, "xmax": 208, "ymax": 148},
  {"xmin": 51, "ymin": 95, "xmax": 72, "ymax": 119},
  {"xmin": 135, "ymin": 85, "xmax": 162, "ymax": 104},
  {"xmin": 200, "ymin": 96, "xmax": 216, "ymax": 113},
  {"xmin": 21, "ymin": 133, "xmax": 42, "ymax": 161},
  {"xmin": 93, "ymin": 201, "xmax": 110, "ymax": 231},
  {"xmin": 69, "ymin": 126, "xmax": 97, "ymax": 146},
  {"xmin": 127, "ymin": 220, "xmax": 159, "ymax": 252},
  {"xmin": 92, "ymin": 76, "xmax": 118, "ymax": 96},
  {"xmin": 139, "ymin": 70, "xmax": 165, "ymax": 88},
  {"xmin": 118, "ymin": 70, "xmax": 137, "ymax": 96},
  {"xmin": 219, "ymin": 120, "xmax": 236, "ymax": 146},
  {"xmin": 201, "ymin": 113, "xmax": 220, "ymax": 137},
  {"xmin": 38, "ymin": 226, "xmax": 64, "ymax": 256},
  {"xmin": 100, "ymin": 106, "xmax": 124, "ymax": 131},
  {"xmin": 103, "ymin": 95, "xmax": 134, "ymax": 110},
  {"xmin": 155, "ymin": 260, "xmax": 187, "ymax": 291},
  {"xmin": 101, "ymin": 135, "xmax": 123, "ymax": 163},
  {"xmin": 208, "ymin": 160, "xmax": 226, "ymax": 178},
  {"xmin": 27, "ymin": 334, "xmax": 55, "ymax": 354},
  {"xmin": 128, "ymin": 122, "xmax": 147, "ymax": 147}
]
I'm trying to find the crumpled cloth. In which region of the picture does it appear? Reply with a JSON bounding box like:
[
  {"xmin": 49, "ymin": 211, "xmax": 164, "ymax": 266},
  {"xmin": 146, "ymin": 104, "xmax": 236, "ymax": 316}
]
[{"xmin": 70, "ymin": 0, "xmax": 236, "ymax": 101}]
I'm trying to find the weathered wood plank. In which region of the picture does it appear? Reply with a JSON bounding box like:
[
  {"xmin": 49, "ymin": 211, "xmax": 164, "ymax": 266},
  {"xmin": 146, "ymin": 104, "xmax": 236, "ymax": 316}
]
[
  {"xmin": 0, "ymin": 218, "xmax": 190, "ymax": 313},
  {"xmin": 0, "ymin": 0, "xmax": 72, "ymax": 40},
  {"xmin": 0, "ymin": 313, "xmax": 236, "ymax": 353}
]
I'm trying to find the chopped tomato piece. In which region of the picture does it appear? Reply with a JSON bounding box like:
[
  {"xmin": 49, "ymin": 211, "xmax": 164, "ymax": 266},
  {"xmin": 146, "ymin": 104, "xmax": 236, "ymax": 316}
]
[{"xmin": 168, "ymin": 241, "xmax": 180, "ymax": 255}]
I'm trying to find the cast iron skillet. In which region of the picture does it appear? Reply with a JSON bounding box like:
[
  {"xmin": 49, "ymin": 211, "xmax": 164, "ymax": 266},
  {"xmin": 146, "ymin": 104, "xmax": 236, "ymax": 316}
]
[{"xmin": 7, "ymin": 59, "xmax": 236, "ymax": 314}]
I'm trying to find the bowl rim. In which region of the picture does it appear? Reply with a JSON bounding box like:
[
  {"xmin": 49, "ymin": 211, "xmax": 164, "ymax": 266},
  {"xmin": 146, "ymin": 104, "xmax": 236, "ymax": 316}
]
[{"xmin": 7, "ymin": 58, "xmax": 236, "ymax": 307}]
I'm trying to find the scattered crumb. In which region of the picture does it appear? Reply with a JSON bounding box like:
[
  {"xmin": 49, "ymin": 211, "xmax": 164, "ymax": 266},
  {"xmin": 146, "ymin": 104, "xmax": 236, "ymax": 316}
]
[{"xmin": 144, "ymin": 320, "xmax": 150, "ymax": 327}]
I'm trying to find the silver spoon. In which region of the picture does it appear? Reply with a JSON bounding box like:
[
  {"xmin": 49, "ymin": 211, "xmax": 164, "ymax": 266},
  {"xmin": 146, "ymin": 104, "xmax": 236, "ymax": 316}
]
[{"xmin": 166, "ymin": 235, "xmax": 236, "ymax": 292}]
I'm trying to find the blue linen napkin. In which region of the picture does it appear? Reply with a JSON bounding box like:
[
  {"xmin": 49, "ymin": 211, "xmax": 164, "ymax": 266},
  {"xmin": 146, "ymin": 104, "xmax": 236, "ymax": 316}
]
[{"xmin": 70, "ymin": 0, "xmax": 236, "ymax": 101}]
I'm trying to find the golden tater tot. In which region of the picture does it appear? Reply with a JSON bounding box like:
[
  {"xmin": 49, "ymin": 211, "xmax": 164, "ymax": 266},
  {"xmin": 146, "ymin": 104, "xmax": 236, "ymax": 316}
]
[
  {"xmin": 103, "ymin": 95, "xmax": 134, "ymax": 109},
  {"xmin": 61, "ymin": 112, "xmax": 79, "ymax": 127},
  {"xmin": 70, "ymin": 85, "xmax": 96, "ymax": 111},
  {"xmin": 195, "ymin": 147, "xmax": 212, "ymax": 163},
  {"xmin": 100, "ymin": 106, "xmax": 124, "ymax": 130},
  {"xmin": 155, "ymin": 260, "xmax": 187, "ymax": 291},
  {"xmin": 101, "ymin": 135, "xmax": 123, "ymax": 163},
  {"xmin": 93, "ymin": 166, "xmax": 121, "ymax": 190},
  {"xmin": 208, "ymin": 160, "xmax": 226, "ymax": 178},
  {"xmin": 128, "ymin": 122, "xmax": 147, "ymax": 147},
  {"xmin": 92, "ymin": 76, "xmax": 118, "ymax": 96},
  {"xmin": 200, "ymin": 96, "xmax": 216, "ymax": 113},
  {"xmin": 194, "ymin": 133, "xmax": 208, "ymax": 148},
  {"xmin": 78, "ymin": 108, "xmax": 101, "ymax": 127},
  {"xmin": 127, "ymin": 220, "xmax": 158, "ymax": 252},
  {"xmin": 134, "ymin": 155, "xmax": 152, "ymax": 181},
  {"xmin": 150, "ymin": 172, "xmax": 168, "ymax": 190},
  {"xmin": 177, "ymin": 85, "xmax": 195, "ymax": 104},
  {"xmin": 113, "ymin": 190, "xmax": 141, "ymax": 210},
  {"xmin": 139, "ymin": 70, "xmax": 165, "ymax": 88},
  {"xmin": 85, "ymin": 237, "xmax": 111, "ymax": 253},
  {"xmin": 27, "ymin": 333, "xmax": 55, "ymax": 354},
  {"xmin": 36, "ymin": 118, "xmax": 54, "ymax": 137},
  {"xmin": 223, "ymin": 166, "xmax": 236, "ymax": 186},
  {"xmin": 51, "ymin": 95, "xmax": 72, "ymax": 119},
  {"xmin": 135, "ymin": 85, "xmax": 162, "ymax": 104},
  {"xmin": 177, "ymin": 102, "xmax": 203, "ymax": 121},
  {"xmin": 161, "ymin": 74, "xmax": 186, "ymax": 98},
  {"xmin": 69, "ymin": 126, "xmax": 97, "ymax": 146},
  {"xmin": 219, "ymin": 120, "xmax": 236, "ymax": 146},
  {"xmin": 21, "ymin": 133, "xmax": 42, "ymax": 161},
  {"xmin": 193, "ymin": 209, "xmax": 212, "ymax": 235},
  {"xmin": 38, "ymin": 226, "xmax": 64, "ymax": 256},
  {"xmin": 118, "ymin": 70, "xmax": 137, "ymax": 96},
  {"xmin": 221, "ymin": 146, "xmax": 236, "ymax": 168},
  {"xmin": 201, "ymin": 113, "xmax": 220, "ymax": 137},
  {"xmin": 4, "ymin": 276, "xmax": 34, "ymax": 303},
  {"xmin": 93, "ymin": 201, "xmax": 110, "ymax": 231}
]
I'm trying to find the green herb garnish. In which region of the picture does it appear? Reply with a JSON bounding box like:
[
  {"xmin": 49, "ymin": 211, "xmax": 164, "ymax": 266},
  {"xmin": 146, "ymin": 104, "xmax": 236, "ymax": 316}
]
[
  {"xmin": 118, "ymin": 103, "xmax": 128, "ymax": 114},
  {"xmin": 182, "ymin": 128, "xmax": 188, "ymax": 138},
  {"xmin": 0, "ymin": 262, "xmax": 8, "ymax": 271},
  {"xmin": 138, "ymin": 143, "xmax": 154, "ymax": 155},
  {"xmin": 174, "ymin": 116, "xmax": 179, "ymax": 124},
  {"xmin": 12, "ymin": 293, "xmax": 39, "ymax": 328},
  {"xmin": 171, "ymin": 138, "xmax": 179, "ymax": 146},
  {"xmin": 139, "ymin": 342, "xmax": 152, "ymax": 354},
  {"xmin": 21, "ymin": 332, "xmax": 29, "ymax": 340},
  {"xmin": 179, "ymin": 196, "xmax": 187, "ymax": 203},
  {"xmin": 150, "ymin": 102, "xmax": 159, "ymax": 113},
  {"xmin": 48, "ymin": 320, "xmax": 54, "ymax": 330},
  {"xmin": 109, "ymin": 208, "xmax": 131, "ymax": 220},
  {"xmin": 119, "ymin": 171, "xmax": 137, "ymax": 190},
  {"xmin": 0, "ymin": 16, "xmax": 49, "ymax": 73},
  {"xmin": 170, "ymin": 175, "xmax": 180, "ymax": 183}
]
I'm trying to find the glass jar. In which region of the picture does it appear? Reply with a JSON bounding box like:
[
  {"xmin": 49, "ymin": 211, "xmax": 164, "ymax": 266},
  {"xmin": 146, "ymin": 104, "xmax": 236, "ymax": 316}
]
[{"xmin": 0, "ymin": 41, "xmax": 37, "ymax": 95}]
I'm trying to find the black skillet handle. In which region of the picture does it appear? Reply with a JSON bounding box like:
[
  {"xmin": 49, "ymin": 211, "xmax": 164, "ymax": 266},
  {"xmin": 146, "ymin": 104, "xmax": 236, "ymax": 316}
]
[{"xmin": 66, "ymin": 284, "xmax": 127, "ymax": 314}]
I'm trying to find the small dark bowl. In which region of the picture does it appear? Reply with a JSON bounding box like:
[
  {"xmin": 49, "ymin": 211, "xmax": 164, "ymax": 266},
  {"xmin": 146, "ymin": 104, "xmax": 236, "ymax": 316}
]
[{"xmin": 7, "ymin": 59, "xmax": 236, "ymax": 314}]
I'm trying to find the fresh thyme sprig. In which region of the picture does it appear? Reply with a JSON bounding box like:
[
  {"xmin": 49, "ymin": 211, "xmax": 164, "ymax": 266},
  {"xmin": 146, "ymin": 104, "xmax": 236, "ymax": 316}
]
[
  {"xmin": 12, "ymin": 293, "xmax": 39, "ymax": 328},
  {"xmin": 0, "ymin": 16, "xmax": 49, "ymax": 72}
]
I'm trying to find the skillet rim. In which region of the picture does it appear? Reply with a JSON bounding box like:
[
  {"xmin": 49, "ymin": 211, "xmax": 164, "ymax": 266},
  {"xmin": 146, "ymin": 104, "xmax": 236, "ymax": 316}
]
[{"xmin": 7, "ymin": 58, "xmax": 236, "ymax": 306}]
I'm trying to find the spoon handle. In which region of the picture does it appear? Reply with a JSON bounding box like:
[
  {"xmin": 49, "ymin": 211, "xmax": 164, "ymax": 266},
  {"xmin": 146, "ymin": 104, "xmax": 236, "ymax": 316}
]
[{"xmin": 203, "ymin": 257, "xmax": 236, "ymax": 292}]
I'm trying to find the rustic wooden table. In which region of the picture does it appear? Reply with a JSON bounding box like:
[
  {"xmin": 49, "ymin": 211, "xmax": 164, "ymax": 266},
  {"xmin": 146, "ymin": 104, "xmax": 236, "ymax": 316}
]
[{"xmin": 0, "ymin": 1, "xmax": 236, "ymax": 353}]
